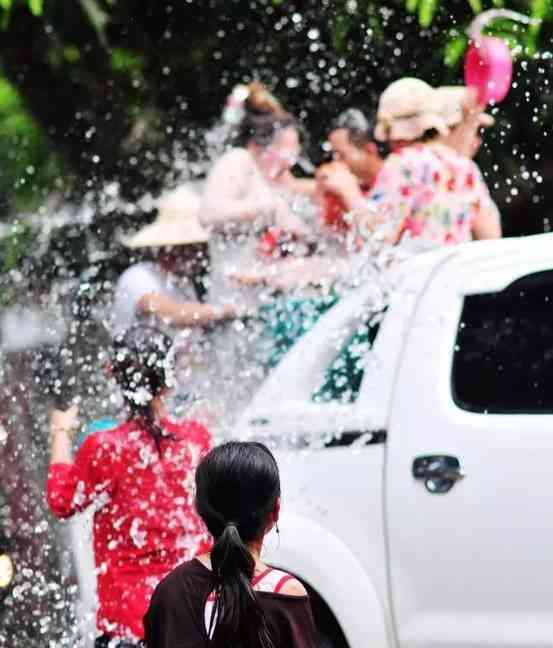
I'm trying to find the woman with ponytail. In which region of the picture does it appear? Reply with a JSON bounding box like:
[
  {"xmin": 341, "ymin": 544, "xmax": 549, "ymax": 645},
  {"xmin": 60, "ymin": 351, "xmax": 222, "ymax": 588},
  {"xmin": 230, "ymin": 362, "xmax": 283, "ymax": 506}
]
[
  {"xmin": 47, "ymin": 325, "xmax": 212, "ymax": 647},
  {"xmin": 145, "ymin": 441, "xmax": 317, "ymax": 648}
]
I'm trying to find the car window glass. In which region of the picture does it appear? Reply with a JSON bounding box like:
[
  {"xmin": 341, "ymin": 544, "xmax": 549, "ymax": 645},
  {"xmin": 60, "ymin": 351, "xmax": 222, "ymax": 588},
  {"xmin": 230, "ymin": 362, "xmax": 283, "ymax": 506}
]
[
  {"xmin": 312, "ymin": 309, "xmax": 385, "ymax": 404},
  {"xmin": 453, "ymin": 270, "xmax": 553, "ymax": 413}
]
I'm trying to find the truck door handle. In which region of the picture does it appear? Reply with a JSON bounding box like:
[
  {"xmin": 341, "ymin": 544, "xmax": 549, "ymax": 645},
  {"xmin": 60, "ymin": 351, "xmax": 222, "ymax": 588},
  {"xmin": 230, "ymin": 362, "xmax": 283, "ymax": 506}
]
[{"xmin": 412, "ymin": 455, "xmax": 465, "ymax": 494}]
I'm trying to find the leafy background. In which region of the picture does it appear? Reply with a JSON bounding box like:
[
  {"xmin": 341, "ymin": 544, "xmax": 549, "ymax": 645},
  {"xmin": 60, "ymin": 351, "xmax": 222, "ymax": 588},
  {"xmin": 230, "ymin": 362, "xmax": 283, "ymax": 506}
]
[{"xmin": 0, "ymin": 0, "xmax": 552, "ymax": 275}]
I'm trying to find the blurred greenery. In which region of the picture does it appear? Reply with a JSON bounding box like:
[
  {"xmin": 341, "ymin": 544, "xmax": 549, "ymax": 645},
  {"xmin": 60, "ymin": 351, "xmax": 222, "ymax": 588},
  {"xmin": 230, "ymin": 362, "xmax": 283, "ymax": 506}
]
[
  {"xmin": 0, "ymin": 76, "xmax": 64, "ymax": 213},
  {"xmin": 0, "ymin": 0, "xmax": 551, "ymax": 257},
  {"xmin": 0, "ymin": 219, "xmax": 34, "ymax": 305}
]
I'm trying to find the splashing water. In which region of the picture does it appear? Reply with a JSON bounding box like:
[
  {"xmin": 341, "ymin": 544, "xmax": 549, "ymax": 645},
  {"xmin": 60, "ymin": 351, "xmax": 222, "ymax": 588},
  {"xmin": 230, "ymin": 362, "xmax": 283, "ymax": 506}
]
[{"xmin": 0, "ymin": 2, "xmax": 552, "ymax": 644}]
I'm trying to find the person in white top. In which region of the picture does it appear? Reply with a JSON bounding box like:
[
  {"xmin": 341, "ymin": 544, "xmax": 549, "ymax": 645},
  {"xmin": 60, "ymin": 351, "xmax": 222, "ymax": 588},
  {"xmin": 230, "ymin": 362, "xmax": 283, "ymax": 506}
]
[
  {"xmin": 112, "ymin": 186, "xmax": 236, "ymax": 336},
  {"xmin": 199, "ymin": 83, "xmax": 315, "ymax": 309},
  {"xmin": 201, "ymin": 82, "xmax": 313, "ymax": 229}
]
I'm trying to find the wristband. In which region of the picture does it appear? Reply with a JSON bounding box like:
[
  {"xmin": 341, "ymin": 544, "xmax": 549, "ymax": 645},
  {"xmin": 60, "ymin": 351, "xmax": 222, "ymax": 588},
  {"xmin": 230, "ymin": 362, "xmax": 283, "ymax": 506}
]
[{"xmin": 51, "ymin": 426, "xmax": 75, "ymax": 436}]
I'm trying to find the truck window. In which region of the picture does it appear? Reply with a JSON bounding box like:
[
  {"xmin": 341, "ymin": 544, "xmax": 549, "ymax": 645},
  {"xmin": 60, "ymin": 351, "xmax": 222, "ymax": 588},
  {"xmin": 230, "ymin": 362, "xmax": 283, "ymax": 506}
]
[
  {"xmin": 452, "ymin": 270, "xmax": 553, "ymax": 413},
  {"xmin": 312, "ymin": 309, "xmax": 384, "ymax": 404}
]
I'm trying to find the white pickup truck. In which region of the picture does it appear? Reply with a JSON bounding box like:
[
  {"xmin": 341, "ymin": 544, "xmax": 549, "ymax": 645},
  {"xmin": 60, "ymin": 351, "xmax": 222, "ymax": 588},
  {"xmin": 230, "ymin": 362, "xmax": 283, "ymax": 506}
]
[{"xmin": 236, "ymin": 233, "xmax": 553, "ymax": 648}]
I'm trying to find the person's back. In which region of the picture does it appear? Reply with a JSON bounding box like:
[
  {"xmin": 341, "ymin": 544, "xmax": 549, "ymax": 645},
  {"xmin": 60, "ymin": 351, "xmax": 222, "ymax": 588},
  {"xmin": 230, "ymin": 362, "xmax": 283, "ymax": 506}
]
[
  {"xmin": 146, "ymin": 559, "xmax": 315, "ymax": 647},
  {"xmin": 366, "ymin": 77, "xmax": 501, "ymax": 249},
  {"xmin": 50, "ymin": 418, "xmax": 210, "ymax": 640},
  {"xmin": 368, "ymin": 141, "xmax": 500, "ymax": 247},
  {"xmin": 47, "ymin": 326, "xmax": 212, "ymax": 646},
  {"xmin": 144, "ymin": 441, "xmax": 317, "ymax": 648}
]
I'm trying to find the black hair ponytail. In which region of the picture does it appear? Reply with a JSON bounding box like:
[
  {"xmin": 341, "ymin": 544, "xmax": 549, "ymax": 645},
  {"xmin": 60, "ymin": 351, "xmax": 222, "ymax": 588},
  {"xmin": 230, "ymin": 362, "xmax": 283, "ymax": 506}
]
[
  {"xmin": 195, "ymin": 442, "xmax": 281, "ymax": 648},
  {"xmin": 110, "ymin": 325, "xmax": 174, "ymax": 453}
]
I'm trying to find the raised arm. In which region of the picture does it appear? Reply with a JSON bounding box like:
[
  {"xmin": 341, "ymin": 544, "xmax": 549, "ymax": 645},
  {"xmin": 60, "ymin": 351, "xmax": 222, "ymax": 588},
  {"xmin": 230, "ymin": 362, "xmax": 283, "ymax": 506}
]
[
  {"xmin": 470, "ymin": 161, "xmax": 502, "ymax": 240},
  {"xmin": 232, "ymin": 255, "xmax": 350, "ymax": 292},
  {"xmin": 276, "ymin": 170, "xmax": 317, "ymax": 197},
  {"xmin": 47, "ymin": 407, "xmax": 118, "ymax": 519}
]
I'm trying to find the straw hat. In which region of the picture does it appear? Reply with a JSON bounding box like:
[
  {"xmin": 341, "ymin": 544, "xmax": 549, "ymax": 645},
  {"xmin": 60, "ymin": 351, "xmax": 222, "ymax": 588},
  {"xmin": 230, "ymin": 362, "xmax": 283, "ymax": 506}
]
[
  {"xmin": 374, "ymin": 78, "xmax": 449, "ymax": 143},
  {"xmin": 124, "ymin": 186, "xmax": 209, "ymax": 249},
  {"xmin": 435, "ymin": 86, "xmax": 495, "ymax": 129}
]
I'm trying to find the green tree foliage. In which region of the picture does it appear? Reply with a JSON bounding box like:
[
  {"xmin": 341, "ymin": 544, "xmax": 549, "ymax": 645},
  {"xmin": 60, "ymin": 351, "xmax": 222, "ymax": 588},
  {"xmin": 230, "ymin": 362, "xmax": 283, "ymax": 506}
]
[
  {"xmin": 0, "ymin": 0, "xmax": 551, "ymax": 239},
  {"xmin": 0, "ymin": 0, "xmax": 42, "ymax": 25},
  {"xmin": 0, "ymin": 76, "xmax": 63, "ymax": 213}
]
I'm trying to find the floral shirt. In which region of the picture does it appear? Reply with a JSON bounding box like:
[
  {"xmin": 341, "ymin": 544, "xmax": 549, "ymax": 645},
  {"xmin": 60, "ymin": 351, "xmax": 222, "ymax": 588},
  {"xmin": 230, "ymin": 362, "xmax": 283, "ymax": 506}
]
[{"xmin": 367, "ymin": 142, "xmax": 500, "ymax": 247}]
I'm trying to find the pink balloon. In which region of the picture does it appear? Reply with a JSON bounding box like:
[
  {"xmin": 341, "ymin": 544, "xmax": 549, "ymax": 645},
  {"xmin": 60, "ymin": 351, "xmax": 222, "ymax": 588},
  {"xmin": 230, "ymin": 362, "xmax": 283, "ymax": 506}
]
[{"xmin": 464, "ymin": 36, "xmax": 513, "ymax": 104}]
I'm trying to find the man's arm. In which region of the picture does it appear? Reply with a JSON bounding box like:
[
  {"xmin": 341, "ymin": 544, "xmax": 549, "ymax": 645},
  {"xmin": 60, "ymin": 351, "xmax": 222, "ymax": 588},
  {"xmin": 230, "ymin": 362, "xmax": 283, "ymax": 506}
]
[
  {"xmin": 137, "ymin": 293, "xmax": 236, "ymax": 327},
  {"xmin": 232, "ymin": 256, "xmax": 349, "ymax": 292}
]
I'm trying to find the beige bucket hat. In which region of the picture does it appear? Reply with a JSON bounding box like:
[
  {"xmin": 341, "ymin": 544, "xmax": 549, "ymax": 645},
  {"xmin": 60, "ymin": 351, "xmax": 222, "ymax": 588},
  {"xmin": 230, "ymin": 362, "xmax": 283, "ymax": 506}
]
[
  {"xmin": 435, "ymin": 86, "xmax": 495, "ymax": 129},
  {"xmin": 124, "ymin": 186, "xmax": 209, "ymax": 249},
  {"xmin": 374, "ymin": 78, "xmax": 449, "ymax": 143}
]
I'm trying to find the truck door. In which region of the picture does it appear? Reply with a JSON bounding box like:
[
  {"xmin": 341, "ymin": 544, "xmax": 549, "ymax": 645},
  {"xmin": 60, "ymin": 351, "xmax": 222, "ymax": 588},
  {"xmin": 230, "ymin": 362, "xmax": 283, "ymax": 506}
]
[{"xmin": 387, "ymin": 264, "xmax": 553, "ymax": 648}]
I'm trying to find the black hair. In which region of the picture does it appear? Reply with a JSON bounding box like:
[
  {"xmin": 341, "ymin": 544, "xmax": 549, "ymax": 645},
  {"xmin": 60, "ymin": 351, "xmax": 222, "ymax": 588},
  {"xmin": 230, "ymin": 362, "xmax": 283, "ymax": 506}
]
[
  {"xmin": 421, "ymin": 127, "xmax": 440, "ymax": 142},
  {"xmin": 333, "ymin": 107, "xmax": 389, "ymax": 157},
  {"xmin": 333, "ymin": 108, "xmax": 370, "ymax": 146},
  {"xmin": 237, "ymin": 111, "xmax": 297, "ymax": 148},
  {"xmin": 195, "ymin": 441, "xmax": 281, "ymax": 648},
  {"xmin": 110, "ymin": 325, "xmax": 174, "ymax": 452},
  {"xmin": 229, "ymin": 81, "xmax": 296, "ymax": 148}
]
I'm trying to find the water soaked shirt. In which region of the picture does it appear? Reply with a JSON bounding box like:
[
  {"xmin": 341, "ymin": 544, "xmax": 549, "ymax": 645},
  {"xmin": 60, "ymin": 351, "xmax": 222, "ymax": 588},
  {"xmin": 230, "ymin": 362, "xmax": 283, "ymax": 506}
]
[
  {"xmin": 367, "ymin": 142, "xmax": 500, "ymax": 247},
  {"xmin": 47, "ymin": 419, "xmax": 211, "ymax": 640}
]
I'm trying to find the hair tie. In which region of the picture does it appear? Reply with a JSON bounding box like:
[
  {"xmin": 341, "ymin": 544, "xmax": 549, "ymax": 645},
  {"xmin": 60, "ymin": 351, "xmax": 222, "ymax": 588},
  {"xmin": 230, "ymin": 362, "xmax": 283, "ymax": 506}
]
[
  {"xmin": 223, "ymin": 85, "xmax": 250, "ymax": 125},
  {"xmin": 225, "ymin": 520, "xmax": 238, "ymax": 529}
]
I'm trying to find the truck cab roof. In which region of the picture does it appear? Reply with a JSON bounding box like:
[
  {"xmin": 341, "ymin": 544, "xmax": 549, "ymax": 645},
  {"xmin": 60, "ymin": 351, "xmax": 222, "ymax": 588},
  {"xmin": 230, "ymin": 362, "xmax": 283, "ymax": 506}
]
[{"xmin": 236, "ymin": 233, "xmax": 553, "ymax": 445}]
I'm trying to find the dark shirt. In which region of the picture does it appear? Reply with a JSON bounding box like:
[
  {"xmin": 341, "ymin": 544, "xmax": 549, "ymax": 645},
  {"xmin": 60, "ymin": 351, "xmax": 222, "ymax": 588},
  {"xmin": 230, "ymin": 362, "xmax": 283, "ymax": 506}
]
[{"xmin": 144, "ymin": 559, "xmax": 317, "ymax": 648}]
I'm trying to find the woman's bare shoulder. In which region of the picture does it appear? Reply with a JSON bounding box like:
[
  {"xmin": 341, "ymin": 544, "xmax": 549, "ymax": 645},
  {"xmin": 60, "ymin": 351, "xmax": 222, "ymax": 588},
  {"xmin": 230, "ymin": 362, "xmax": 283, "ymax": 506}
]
[
  {"xmin": 215, "ymin": 146, "xmax": 253, "ymax": 167},
  {"xmin": 279, "ymin": 577, "xmax": 308, "ymax": 597}
]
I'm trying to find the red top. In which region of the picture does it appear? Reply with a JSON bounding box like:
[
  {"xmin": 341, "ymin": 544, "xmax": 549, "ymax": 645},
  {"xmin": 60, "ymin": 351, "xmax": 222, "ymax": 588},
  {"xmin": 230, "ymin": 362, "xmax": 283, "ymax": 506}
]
[
  {"xmin": 46, "ymin": 418, "xmax": 212, "ymax": 641},
  {"xmin": 321, "ymin": 193, "xmax": 351, "ymax": 234},
  {"xmin": 320, "ymin": 185, "xmax": 372, "ymax": 236}
]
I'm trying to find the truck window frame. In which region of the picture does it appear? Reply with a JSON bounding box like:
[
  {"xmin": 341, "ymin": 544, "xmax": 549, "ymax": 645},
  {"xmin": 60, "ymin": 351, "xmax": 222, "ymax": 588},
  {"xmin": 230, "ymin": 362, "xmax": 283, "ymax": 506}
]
[
  {"xmin": 452, "ymin": 270, "xmax": 553, "ymax": 414},
  {"xmin": 311, "ymin": 308, "xmax": 386, "ymax": 405}
]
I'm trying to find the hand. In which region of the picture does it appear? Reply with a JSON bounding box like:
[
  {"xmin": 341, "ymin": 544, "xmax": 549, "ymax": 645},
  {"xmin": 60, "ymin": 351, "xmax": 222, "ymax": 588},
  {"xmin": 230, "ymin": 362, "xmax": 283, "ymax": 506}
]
[
  {"xmin": 264, "ymin": 257, "xmax": 329, "ymax": 291},
  {"xmin": 249, "ymin": 195, "xmax": 277, "ymax": 221},
  {"xmin": 50, "ymin": 405, "xmax": 79, "ymax": 440},
  {"xmin": 271, "ymin": 168, "xmax": 295, "ymax": 188},
  {"xmin": 450, "ymin": 88, "xmax": 490, "ymax": 159},
  {"xmin": 213, "ymin": 304, "xmax": 239, "ymax": 321},
  {"xmin": 229, "ymin": 272, "xmax": 267, "ymax": 287},
  {"xmin": 233, "ymin": 303, "xmax": 258, "ymax": 319},
  {"xmin": 273, "ymin": 199, "xmax": 310, "ymax": 237},
  {"xmin": 316, "ymin": 162, "xmax": 362, "ymax": 205},
  {"xmin": 461, "ymin": 87, "xmax": 483, "ymax": 123}
]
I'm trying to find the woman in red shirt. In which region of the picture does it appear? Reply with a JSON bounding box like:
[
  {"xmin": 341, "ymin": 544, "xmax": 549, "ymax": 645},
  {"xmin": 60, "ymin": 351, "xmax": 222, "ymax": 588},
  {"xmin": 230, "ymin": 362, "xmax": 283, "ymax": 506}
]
[{"xmin": 47, "ymin": 325, "xmax": 211, "ymax": 647}]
